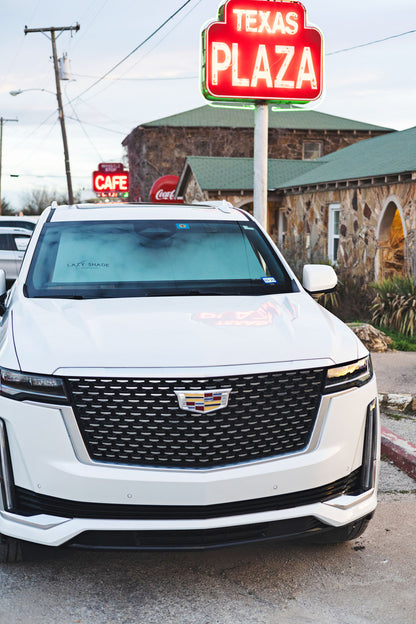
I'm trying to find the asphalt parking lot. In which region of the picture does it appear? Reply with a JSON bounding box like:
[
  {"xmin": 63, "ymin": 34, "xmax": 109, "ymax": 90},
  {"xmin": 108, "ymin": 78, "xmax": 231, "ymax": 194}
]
[{"xmin": 0, "ymin": 458, "xmax": 414, "ymax": 624}]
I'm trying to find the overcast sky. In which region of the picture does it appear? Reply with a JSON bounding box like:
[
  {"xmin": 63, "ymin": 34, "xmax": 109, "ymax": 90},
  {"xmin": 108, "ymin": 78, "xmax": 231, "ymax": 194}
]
[{"xmin": 1, "ymin": 0, "xmax": 416, "ymax": 209}]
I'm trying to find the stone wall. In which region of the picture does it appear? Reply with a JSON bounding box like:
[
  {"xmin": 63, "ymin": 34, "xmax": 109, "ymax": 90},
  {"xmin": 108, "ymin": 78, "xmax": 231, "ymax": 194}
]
[
  {"xmin": 123, "ymin": 125, "xmax": 385, "ymax": 202},
  {"xmin": 278, "ymin": 181, "xmax": 416, "ymax": 283}
]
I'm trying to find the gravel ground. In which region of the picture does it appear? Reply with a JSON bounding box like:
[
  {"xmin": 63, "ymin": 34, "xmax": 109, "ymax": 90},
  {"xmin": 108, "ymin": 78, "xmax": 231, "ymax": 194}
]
[
  {"xmin": 379, "ymin": 457, "xmax": 416, "ymax": 492},
  {"xmin": 372, "ymin": 351, "xmax": 416, "ymax": 395}
]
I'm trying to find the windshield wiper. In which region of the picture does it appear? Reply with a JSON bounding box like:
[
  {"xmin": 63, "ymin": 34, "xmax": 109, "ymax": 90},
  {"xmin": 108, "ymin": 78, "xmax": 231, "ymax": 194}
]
[{"xmin": 31, "ymin": 294, "xmax": 91, "ymax": 300}]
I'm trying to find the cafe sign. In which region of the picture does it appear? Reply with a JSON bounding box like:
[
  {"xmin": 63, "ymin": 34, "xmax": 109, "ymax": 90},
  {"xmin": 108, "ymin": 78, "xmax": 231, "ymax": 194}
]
[
  {"xmin": 201, "ymin": 0, "xmax": 323, "ymax": 104},
  {"xmin": 92, "ymin": 163, "xmax": 129, "ymax": 197}
]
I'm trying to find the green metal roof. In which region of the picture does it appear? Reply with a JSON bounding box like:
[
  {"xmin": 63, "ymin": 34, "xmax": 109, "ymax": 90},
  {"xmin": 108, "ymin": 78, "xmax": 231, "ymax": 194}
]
[
  {"xmin": 143, "ymin": 104, "xmax": 392, "ymax": 132},
  {"xmin": 184, "ymin": 127, "xmax": 416, "ymax": 192},
  {"xmin": 184, "ymin": 156, "xmax": 323, "ymax": 190},
  {"xmin": 278, "ymin": 126, "xmax": 416, "ymax": 188}
]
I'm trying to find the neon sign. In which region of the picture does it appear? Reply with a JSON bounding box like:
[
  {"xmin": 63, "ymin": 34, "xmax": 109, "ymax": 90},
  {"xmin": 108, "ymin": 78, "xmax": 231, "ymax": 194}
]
[
  {"xmin": 92, "ymin": 163, "xmax": 129, "ymax": 196},
  {"xmin": 201, "ymin": 0, "xmax": 323, "ymax": 103}
]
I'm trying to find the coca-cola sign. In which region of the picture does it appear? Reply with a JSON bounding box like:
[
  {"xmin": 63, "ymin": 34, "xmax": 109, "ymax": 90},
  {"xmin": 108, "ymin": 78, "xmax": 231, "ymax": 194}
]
[{"xmin": 150, "ymin": 175, "xmax": 184, "ymax": 204}]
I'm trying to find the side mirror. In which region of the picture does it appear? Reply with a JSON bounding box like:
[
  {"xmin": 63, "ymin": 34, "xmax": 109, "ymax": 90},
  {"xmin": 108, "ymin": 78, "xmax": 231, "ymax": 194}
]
[{"xmin": 302, "ymin": 264, "xmax": 337, "ymax": 295}]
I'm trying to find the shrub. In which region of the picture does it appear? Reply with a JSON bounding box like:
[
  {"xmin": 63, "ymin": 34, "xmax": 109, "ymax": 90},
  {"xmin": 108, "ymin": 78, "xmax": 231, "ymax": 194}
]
[
  {"xmin": 370, "ymin": 276, "xmax": 416, "ymax": 337},
  {"xmin": 316, "ymin": 268, "xmax": 374, "ymax": 323},
  {"xmin": 280, "ymin": 248, "xmax": 374, "ymax": 322}
]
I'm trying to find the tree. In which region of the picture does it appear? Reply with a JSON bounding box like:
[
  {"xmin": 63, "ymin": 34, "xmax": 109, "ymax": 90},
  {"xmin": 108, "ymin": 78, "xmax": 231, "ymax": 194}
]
[
  {"xmin": 0, "ymin": 198, "xmax": 17, "ymax": 216},
  {"xmin": 20, "ymin": 188, "xmax": 82, "ymax": 215}
]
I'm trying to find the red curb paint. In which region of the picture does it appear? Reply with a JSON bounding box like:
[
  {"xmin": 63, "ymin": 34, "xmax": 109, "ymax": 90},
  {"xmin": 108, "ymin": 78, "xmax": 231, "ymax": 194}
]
[{"xmin": 381, "ymin": 426, "xmax": 416, "ymax": 482}]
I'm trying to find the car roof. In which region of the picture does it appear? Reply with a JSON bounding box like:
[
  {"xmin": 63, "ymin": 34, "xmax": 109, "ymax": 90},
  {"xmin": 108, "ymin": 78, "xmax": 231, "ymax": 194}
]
[
  {"xmin": 47, "ymin": 202, "xmax": 250, "ymax": 223},
  {"xmin": 0, "ymin": 227, "xmax": 33, "ymax": 235},
  {"xmin": 0, "ymin": 215, "xmax": 38, "ymax": 221}
]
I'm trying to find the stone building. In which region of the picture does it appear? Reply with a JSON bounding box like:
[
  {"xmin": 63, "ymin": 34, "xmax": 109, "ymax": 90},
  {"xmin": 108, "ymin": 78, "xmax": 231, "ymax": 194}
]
[
  {"xmin": 122, "ymin": 104, "xmax": 391, "ymax": 202},
  {"xmin": 177, "ymin": 126, "xmax": 416, "ymax": 284},
  {"xmin": 276, "ymin": 126, "xmax": 416, "ymax": 283}
]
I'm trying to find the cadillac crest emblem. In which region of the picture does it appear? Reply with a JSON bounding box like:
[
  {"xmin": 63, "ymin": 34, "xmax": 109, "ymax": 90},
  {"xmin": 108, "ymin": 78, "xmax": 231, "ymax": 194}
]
[{"xmin": 174, "ymin": 388, "xmax": 232, "ymax": 414}]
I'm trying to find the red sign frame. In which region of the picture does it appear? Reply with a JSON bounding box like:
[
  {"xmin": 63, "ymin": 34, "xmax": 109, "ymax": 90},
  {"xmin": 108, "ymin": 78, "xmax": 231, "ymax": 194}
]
[{"xmin": 201, "ymin": 0, "xmax": 323, "ymax": 104}]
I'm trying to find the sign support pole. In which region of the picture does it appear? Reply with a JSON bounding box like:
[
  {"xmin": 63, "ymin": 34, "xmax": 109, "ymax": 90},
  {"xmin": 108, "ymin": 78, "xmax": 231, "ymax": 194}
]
[{"xmin": 253, "ymin": 102, "xmax": 269, "ymax": 230}]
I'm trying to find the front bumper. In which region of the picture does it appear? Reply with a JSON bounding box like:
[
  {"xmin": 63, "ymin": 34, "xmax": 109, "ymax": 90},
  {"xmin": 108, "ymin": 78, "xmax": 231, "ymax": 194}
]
[
  {"xmin": 0, "ymin": 488, "xmax": 377, "ymax": 550},
  {"xmin": 0, "ymin": 378, "xmax": 379, "ymax": 549}
]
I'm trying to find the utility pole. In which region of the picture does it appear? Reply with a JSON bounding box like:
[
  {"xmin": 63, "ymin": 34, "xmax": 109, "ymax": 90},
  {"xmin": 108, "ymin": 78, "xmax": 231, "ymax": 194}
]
[
  {"xmin": 24, "ymin": 24, "xmax": 80, "ymax": 205},
  {"xmin": 0, "ymin": 117, "xmax": 18, "ymax": 215}
]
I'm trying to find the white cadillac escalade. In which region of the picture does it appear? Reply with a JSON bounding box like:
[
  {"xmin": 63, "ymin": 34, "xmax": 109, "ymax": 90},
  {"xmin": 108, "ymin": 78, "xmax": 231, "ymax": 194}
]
[{"xmin": 0, "ymin": 202, "xmax": 379, "ymax": 561}]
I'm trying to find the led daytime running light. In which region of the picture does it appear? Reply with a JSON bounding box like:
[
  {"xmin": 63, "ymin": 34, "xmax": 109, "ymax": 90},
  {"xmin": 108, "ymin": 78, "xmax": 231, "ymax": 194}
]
[
  {"xmin": 0, "ymin": 368, "xmax": 68, "ymax": 403},
  {"xmin": 324, "ymin": 357, "xmax": 372, "ymax": 393}
]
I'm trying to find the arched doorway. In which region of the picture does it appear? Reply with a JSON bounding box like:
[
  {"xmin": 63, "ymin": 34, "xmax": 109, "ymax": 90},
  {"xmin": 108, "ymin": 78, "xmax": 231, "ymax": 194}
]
[
  {"xmin": 236, "ymin": 199, "xmax": 253, "ymax": 214},
  {"xmin": 377, "ymin": 199, "xmax": 406, "ymax": 280}
]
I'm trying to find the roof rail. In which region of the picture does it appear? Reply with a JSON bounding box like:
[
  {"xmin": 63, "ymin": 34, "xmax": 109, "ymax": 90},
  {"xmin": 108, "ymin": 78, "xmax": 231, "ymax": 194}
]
[{"xmin": 193, "ymin": 200, "xmax": 234, "ymax": 213}]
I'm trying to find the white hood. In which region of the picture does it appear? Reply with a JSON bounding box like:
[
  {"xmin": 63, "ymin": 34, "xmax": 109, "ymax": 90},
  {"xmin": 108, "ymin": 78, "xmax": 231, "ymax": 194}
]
[{"xmin": 10, "ymin": 292, "xmax": 360, "ymax": 375}]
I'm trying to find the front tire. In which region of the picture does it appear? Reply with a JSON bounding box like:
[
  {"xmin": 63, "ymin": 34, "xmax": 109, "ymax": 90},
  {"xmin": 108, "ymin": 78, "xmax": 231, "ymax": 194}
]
[
  {"xmin": 308, "ymin": 515, "xmax": 372, "ymax": 544},
  {"xmin": 0, "ymin": 534, "xmax": 22, "ymax": 563}
]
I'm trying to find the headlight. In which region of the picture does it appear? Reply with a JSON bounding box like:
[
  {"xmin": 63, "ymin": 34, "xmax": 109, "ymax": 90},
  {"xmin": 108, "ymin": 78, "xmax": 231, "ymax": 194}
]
[
  {"xmin": 324, "ymin": 356, "xmax": 373, "ymax": 394},
  {"xmin": 0, "ymin": 368, "xmax": 68, "ymax": 404}
]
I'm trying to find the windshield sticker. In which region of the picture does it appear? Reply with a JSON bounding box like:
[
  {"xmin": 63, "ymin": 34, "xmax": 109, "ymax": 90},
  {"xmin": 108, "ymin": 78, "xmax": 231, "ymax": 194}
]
[
  {"xmin": 262, "ymin": 277, "xmax": 277, "ymax": 284},
  {"xmin": 176, "ymin": 223, "xmax": 190, "ymax": 230},
  {"xmin": 66, "ymin": 261, "xmax": 110, "ymax": 269}
]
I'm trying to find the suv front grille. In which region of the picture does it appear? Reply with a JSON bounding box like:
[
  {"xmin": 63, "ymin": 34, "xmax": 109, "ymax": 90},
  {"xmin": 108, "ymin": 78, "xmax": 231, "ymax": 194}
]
[{"xmin": 65, "ymin": 369, "xmax": 325, "ymax": 469}]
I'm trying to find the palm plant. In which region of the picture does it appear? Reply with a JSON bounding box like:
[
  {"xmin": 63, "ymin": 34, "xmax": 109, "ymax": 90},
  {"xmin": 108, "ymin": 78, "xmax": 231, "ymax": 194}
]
[{"xmin": 371, "ymin": 276, "xmax": 416, "ymax": 337}]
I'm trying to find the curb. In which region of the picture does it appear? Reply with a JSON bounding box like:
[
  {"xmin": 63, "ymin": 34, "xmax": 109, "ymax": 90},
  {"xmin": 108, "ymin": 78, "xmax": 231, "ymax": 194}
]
[{"xmin": 381, "ymin": 426, "xmax": 416, "ymax": 482}]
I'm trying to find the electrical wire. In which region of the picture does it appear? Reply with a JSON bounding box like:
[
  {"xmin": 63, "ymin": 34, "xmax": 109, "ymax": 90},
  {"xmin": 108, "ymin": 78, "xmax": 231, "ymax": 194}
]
[
  {"xmin": 72, "ymin": 73, "xmax": 198, "ymax": 81},
  {"xmin": 69, "ymin": 0, "xmax": 196, "ymax": 104},
  {"xmin": 65, "ymin": 115, "xmax": 126, "ymax": 135},
  {"xmin": 327, "ymin": 29, "xmax": 416, "ymax": 56},
  {"xmin": 10, "ymin": 117, "xmax": 60, "ymax": 171},
  {"xmin": 65, "ymin": 101, "xmax": 104, "ymax": 160},
  {"xmin": 112, "ymin": 0, "xmax": 204, "ymax": 82},
  {"xmin": 4, "ymin": 0, "xmax": 44, "ymax": 86},
  {"xmin": 69, "ymin": 0, "xmax": 110, "ymax": 48}
]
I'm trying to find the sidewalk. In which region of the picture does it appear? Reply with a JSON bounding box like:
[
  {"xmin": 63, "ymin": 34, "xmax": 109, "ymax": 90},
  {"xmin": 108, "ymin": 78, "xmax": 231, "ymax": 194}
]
[{"xmin": 371, "ymin": 351, "xmax": 416, "ymax": 481}]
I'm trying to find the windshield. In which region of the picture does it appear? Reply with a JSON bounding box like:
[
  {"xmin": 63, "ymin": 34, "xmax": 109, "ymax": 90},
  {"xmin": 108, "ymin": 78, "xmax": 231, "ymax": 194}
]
[{"xmin": 25, "ymin": 219, "xmax": 294, "ymax": 298}]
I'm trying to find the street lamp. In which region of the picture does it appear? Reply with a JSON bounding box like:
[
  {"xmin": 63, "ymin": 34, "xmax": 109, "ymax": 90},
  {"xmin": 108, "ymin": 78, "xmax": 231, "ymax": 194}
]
[
  {"xmin": 9, "ymin": 84, "xmax": 74, "ymax": 204},
  {"xmin": 10, "ymin": 88, "xmax": 55, "ymax": 97}
]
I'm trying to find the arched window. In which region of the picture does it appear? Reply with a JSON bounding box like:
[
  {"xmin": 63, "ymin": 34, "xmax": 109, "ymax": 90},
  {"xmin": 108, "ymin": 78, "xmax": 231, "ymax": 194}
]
[{"xmin": 376, "ymin": 198, "xmax": 406, "ymax": 280}]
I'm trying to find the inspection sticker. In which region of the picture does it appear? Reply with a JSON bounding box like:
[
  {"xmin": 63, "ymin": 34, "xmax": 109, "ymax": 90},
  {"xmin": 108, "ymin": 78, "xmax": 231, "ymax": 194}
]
[
  {"xmin": 262, "ymin": 277, "xmax": 277, "ymax": 284},
  {"xmin": 176, "ymin": 223, "xmax": 190, "ymax": 229}
]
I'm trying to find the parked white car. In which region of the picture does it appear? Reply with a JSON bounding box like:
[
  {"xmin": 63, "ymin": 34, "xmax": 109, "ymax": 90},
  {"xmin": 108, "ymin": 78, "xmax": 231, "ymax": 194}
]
[
  {"xmin": 0, "ymin": 227, "xmax": 32, "ymax": 284},
  {"xmin": 0, "ymin": 216, "xmax": 38, "ymax": 232},
  {"xmin": 0, "ymin": 202, "xmax": 379, "ymax": 561}
]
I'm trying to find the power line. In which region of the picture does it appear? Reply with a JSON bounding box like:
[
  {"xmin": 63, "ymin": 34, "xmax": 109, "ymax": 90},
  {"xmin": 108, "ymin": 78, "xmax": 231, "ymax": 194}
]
[
  {"xmin": 65, "ymin": 101, "xmax": 104, "ymax": 161},
  {"xmin": 111, "ymin": 0, "xmax": 204, "ymax": 83},
  {"xmin": 66, "ymin": 115, "xmax": 126, "ymax": 135},
  {"xmin": 69, "ymin": 0, "xmax": 195, "ymax": 103},
  {"xmin": 70, "ymin": 0, "xmax": 110, "ymax": 48},
  {"xmin": 327, "ymin": 29, "xmax": 416, "ymax": 56},
  {"xmin": 72, "ymin": 73, "xmax": 198, "ymax": 81}
]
